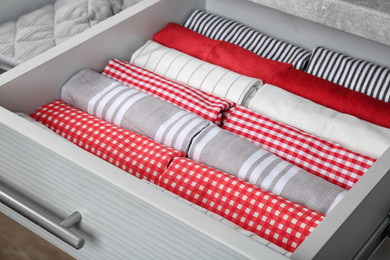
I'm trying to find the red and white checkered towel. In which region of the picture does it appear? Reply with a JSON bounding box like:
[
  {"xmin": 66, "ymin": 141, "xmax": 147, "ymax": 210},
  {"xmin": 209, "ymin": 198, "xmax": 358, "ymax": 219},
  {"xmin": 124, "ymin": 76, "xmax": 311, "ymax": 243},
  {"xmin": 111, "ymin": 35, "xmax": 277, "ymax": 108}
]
[
  {"xmin": 102, "ymin": 59, "xmax": 235, "ymax": 126},
  {"xmin": 159, "ymin": 157, "xmax": 324, "ymax": 252},
  {"xmin": 31, "ymin": 100, "xmax": 185, "ymax": 184},
  {"xmin": 223, "ymin": 105, "xmax": 375, "ymax": 190}
]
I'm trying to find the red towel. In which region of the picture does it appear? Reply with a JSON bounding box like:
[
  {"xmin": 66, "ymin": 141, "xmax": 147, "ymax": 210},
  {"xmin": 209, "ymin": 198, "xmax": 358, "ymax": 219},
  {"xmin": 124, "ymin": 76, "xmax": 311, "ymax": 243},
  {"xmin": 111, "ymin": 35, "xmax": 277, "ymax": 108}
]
[
  {"xmin": 152, "ymin": 23, "xmax": 292, "ymax": 83},
  {"xmin": 102, "ymin": 59, "xmax": 235, "ymax": 126},
  {"xmin": 223, "ymin": 105, "xmax": 375, "ymax": 190},
  {"xmin": 159, "ymin": 157, "xmax": 324, "ymax": 252},
  {"xmin": 271, "ymin": 69, "xmax": 390, "ymax": 129},
  {"xmin": 31, "ymin": 100, "xmax": 185, "ymax": 184}
]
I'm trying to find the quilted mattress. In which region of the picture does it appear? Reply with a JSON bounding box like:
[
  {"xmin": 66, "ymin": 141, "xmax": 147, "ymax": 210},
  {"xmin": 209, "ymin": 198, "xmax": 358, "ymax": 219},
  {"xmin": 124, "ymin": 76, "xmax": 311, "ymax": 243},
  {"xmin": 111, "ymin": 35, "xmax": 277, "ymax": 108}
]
[{"xmin": 0, "ymin": 0, "xmax": 141, "ymax": 71}]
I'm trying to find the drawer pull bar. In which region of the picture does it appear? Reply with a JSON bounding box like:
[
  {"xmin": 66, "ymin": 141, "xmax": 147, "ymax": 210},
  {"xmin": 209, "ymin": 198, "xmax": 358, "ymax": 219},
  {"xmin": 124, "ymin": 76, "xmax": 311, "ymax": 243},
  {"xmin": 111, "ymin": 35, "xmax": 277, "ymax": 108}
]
[{"xmin": 0, "ymin": 189, "xmax": 85, "ymax": 249}]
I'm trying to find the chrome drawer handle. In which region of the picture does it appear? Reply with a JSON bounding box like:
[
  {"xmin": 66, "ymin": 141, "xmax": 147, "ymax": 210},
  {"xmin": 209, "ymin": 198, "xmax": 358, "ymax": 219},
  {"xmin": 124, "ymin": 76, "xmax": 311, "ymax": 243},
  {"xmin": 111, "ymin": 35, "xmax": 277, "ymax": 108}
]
[{"xmin": 0, "ymin": 188, "xmax": 85, "ymax": 249}]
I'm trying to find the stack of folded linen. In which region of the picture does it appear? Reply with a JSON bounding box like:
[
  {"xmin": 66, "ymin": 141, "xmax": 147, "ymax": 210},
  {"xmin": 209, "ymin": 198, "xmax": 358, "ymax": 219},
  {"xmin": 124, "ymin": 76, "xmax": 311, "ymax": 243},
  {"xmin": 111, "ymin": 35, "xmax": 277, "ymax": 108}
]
[{"xmin": 29, "ymin": 9, "xmax": 390, "ymax": 253}]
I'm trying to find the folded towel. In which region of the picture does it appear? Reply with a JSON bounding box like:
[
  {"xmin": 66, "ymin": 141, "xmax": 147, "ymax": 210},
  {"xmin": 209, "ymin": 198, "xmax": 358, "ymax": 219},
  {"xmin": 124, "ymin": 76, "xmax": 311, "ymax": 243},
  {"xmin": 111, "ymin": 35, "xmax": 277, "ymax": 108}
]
[
  {"xmin": 187, "ymin": 124, "xmax": 347, "ymax": 215},
  {"xmin": 249, "ymin": 84, "xmax": 390, "ymax": 158},
  {"xmin": 130, "ymin": 40, "xmax": 261, "ymax": 106},
  {"xmin": 223, "ymin": 105, "xmax": 375, "ymax": 190},
  {"xmin": 31, "ymin": 100, "xmax": 185, "ymax": 183},
  {"xmin": 183, "ymin": 9, "xmax": 311, "ymax": 70},
  {"xmin": 271, "ymin": 69, "xmax": 390, "ymax": 129},
  {"xmin": 102, "ymin": 59, "xmax": 235, "ymax": 125},
  {"xmin": 152, "ymin": 23, "xmax": 292, "ymax": 83},
  {"xmin": 307, "ymin": 46, "xmax": 390, "ymax": 102},
  {"xmin": 159, "ymin": 157, "xmax": 324, "ymax": 252},
  {"xmin": 61, "ymin": 69, "xmax": 210, "ymax": 153}
]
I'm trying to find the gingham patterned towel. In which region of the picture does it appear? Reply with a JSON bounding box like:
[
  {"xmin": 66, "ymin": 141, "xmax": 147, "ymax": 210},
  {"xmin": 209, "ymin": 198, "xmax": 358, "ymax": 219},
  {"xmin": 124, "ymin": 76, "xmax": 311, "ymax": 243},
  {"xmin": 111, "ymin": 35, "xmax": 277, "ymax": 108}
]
[
  {"xmin": 30, "ymin": 100, "xmax": 185, "ymax": 183},
  {"xmin": 183, "ymin": 9, "xmax": 311, "ymax": 70},
  {"xmin": 102, "ymin": 59, "xmax": 235, "ymax": 126},
  {"xmin": 159, "ymin": 157, "xmax": 325, "ymax": 252},
  {"xmin": 61, "ymin": 69, "xmax": 210, "ymax": 153},
  {"xmin": 130, "ymin": 40, "xmax": 261, "ymax": 106},
  {"xmin": 223, "ymin": 105, "xmax": 375, "ymax": 190},
  {"xmin": 187, "ymin": 124, "xmax": 347, "ymax": 215},
  {"xmin": 249, "ymin": 84, "xmax": 390, "ymax": 158}
]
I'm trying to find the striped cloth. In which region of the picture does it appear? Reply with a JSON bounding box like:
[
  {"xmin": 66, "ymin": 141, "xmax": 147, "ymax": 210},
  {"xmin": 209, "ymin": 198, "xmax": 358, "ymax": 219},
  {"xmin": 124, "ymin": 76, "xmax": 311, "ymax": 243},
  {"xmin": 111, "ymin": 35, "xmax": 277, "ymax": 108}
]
[
  {"xmin": 249, "ymin": 84, "xmax": 390, "ymax": 158},
  {"xmin": 31, "ymin": 100, "xmax": 185, "ymax": 184},
  {"xmin": 183, "ymin": 9, "xmax": 311, "ymax": 70},
  {"xmin": 187, "ymin": 124, "xmax": 347, "ymax": 215},
  {"xmin": 130, "ymin": 40, "xmax": 261, "ymax": 106},
  {"xmin": 61, "ymin": 69, "xmax": 210, "ymax": 153},
  {"xmin": 159, "ymin": 157, "xmax": 325, "ymax": 252},
  {"xmin": 306, "ymin": 47, "xmax": 390, "ymax": 102},
  {"xmin": 223, "ymin": 105, "xmax": 375, "ymax": 190},
  {"xmin": 102, "ymin": 59, "xmax": 235, "ymax": 126}
]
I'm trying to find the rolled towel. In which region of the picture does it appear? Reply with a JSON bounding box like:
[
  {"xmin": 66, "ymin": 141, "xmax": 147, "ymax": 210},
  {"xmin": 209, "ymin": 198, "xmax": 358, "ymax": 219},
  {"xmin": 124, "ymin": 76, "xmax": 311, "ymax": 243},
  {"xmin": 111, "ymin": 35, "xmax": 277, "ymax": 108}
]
[
  {"xmin": 187, "ymin": 124, "xmax": 347, "ymax": 215},
  {"xmin": 306, "ymin": 46, "xmax": 390, "ymax": 102},
  {"xmin": 130, "ymin": 40, "xmax": 261, "ymax": 106},
  {"xmin": 31, "ymin": 100, "xmax": 185, "ymax": 184},
  {"xmin": 271, "ymin": 69, "xmax": 390, "ymax": 129},
  {"xmin": 61, "ymin": 69, "xmax": 210, "ymax": 153},
  {"xmin": 160, "ymin": 157, "xmax": 324, "ymax": 252},
  {"xmin": 248, "ymin": 84, "xmax": 390, "ymax": 158},
  {"xmin": 183, "ymin": 9, "xmax": 312, "ymax": 70},
  {"xmin": 223, "ymin": 105, "xmax": 375, "ymax": 190},
  {"xmin": 152, "ymin": 23, "xmax": 292, "ymax": 83},
  {"xmin": 102, "ymin": 59, "xmax": 235, "ymax": 126}
]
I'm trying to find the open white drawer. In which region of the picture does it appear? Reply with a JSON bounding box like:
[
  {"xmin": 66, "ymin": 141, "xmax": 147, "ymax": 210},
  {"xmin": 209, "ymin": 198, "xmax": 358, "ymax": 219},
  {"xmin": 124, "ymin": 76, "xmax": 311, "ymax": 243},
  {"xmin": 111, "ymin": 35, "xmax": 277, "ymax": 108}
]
[{"xmin": 1, "ymin": 0, "xmax": 390, "ymax": 259}]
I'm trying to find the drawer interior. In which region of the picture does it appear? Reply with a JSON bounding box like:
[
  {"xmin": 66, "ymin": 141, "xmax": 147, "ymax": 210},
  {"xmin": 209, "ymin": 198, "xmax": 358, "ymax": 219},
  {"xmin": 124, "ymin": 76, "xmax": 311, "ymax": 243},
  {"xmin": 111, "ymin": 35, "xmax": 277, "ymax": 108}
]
[{"xmin": 1, "ymin": 0, "xmax": 390, "ymax": 259}]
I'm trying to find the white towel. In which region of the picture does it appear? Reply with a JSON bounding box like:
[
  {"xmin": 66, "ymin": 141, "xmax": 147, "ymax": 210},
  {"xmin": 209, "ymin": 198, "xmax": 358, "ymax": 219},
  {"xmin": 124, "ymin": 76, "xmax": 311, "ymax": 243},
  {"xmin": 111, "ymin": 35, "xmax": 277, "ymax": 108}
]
[
  {"xmin": 248, "ymin": 84, "xmax": 390, "ymax": 158},
  {"xmin": 130, "ymin": 40, "xmax": 261, "ymax": 106}
]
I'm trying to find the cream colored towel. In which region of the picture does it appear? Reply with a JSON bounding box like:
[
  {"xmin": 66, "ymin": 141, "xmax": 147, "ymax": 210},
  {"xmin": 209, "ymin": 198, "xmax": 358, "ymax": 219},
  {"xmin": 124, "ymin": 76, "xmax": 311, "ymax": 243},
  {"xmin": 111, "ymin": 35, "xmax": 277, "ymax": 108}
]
[
  {"xmin": 248, "ymin": 84, "xmax": 390, "ymax": 158},
  {"xmin": 130, "ymin": 40, "xmax": 261, "ymax": 106}
]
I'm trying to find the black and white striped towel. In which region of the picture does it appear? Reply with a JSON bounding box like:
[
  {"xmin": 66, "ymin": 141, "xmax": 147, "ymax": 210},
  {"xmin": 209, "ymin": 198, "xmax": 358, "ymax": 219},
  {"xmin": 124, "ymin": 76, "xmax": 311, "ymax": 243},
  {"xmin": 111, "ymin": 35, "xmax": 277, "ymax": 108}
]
[
  {"xmin": 130, "ymin": 40, "xmax": 261, "ymax": 106},
  {"xmin": 188, "ymin": 124, "xmax": 347, "ymax": 215},
  {"xmin": 306, "ymin": 46, "xmax": 390, "ymax": 103},
  {"xmin": 183, "ymin": 9, "xmax": 311, "ymax": 70},
  {"xmin": 61, "ymin": 69, "xmax": 210, "ymax": 153}
]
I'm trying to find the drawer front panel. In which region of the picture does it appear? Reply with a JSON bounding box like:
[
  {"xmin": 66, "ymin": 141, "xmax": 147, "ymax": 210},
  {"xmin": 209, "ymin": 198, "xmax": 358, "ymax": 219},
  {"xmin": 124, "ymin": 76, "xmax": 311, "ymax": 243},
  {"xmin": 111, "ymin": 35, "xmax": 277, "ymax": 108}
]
[
  {"xmin": 0, "ymin": 110, "xmax": 289, "ymax": 259},
  {"xmin": 0, "ymin": 121, "xmax": 251, "ymax": 259}
]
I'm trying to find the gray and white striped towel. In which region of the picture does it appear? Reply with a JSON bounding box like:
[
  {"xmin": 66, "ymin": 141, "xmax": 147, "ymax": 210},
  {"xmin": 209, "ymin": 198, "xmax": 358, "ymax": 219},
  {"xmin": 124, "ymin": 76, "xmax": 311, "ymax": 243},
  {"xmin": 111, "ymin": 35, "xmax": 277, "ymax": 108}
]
[
  {"xmin": 188, "ymin": 124, "xmax": 347, "ymax": 215},
  {"xmin": 248, "ymin": 84, "xmax": 390, "ymax": 158},
  {"xmin": 60, "ymin": 69, "xmax": 210, "ymax": 153},
  {"xmin": 130, "ymin": 40, "xmax": 261, "ymax": 106}
]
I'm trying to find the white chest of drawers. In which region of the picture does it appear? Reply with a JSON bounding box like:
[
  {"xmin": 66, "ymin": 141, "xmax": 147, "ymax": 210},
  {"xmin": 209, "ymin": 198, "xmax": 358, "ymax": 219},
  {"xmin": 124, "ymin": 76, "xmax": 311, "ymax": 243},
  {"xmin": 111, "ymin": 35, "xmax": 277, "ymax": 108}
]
[{"xmin": 1, "ymin": 0, "xmax": 390, "ymax": 259}]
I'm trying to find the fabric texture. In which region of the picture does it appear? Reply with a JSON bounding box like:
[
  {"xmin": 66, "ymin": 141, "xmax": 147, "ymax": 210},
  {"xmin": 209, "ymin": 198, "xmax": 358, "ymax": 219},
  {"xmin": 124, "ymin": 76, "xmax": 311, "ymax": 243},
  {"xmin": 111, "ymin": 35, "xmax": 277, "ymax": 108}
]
[
  {"xmin": 187, "ymin": 124, "xmax": 347, "ymax": 215},
  {"xmin": 61, "ymin": 69, "xmax": 210, "ymax": 153},
  {"xmin": 249, "ymin": 84, "xmax": 390, "ymax": 158},
  {"xmin": 30, "ymin": 100, "xmax": 185, "ymax": 183},
  {"xmin": 130, "ymin": 40, "xmax": 261, "ymax": 106},
  {"xmin": 159, "ymin": 157, "xmax": 324, "ymax": 252},
  {"xmin": 102, "ymin": 59, "xmax": 235, "ymax": 126},
  {"xmin": 152, "ymin": 23, "xmax": 292, "ymax": 84},
  {"xmin": 183, "ymin": 9, "xmax": 311, "ymax": 71},
  {"xmin": 0, "ymin": 0, "xmax": 141, "ymax": 70},
  {"xmin": 223, "ymin": 105, "xmax": 375, "ymax": 190},
  {"xmin": 306, "ymin": 46, "xmax": 390, "ymax": 102},
  {"xmin": 271, "ymin": 69, "xmax": 390, "ymax": 129}
]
